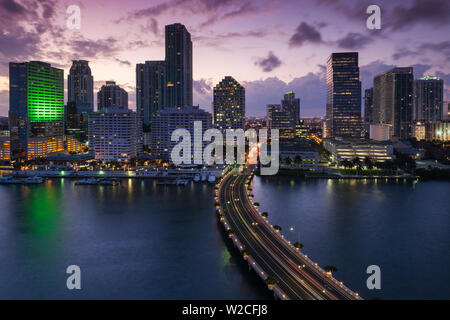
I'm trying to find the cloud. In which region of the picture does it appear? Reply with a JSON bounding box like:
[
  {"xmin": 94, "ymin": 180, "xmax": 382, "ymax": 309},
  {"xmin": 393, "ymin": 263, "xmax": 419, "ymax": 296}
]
[
  {"xmin": 121, "ymin": 0, "xmax": 263, "ymax": 27},
  {"xmin": 69, "ymin": 37, "xmax": 121, "ymax": 60},
  {"xmin": 255, "ymin": 51, "xmax": 282, "ymax": 72},
  {"xmin": 193, "ymin": 78, "xmax": 213, "ymax": 111},
  {"xmin": 335, "ymin": 32, "xmax": 372, "ymax": 50},
  {"xmin": 391, "ymin": 0, "xmax": 450, "ymax": 30},
  {"xmin": 289, "ymin": 22, "xmax": 323, "ymax": 47}
]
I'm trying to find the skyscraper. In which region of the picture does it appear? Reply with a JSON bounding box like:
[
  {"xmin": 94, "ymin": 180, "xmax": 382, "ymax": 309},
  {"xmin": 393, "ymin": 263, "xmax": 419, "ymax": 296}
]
[
  {"xmin": 325, "ymin": 52, "xmax": 362, "ymax": 138},
  {"xmin": 9, "ymin": 61, "xmax": 64, "ymax": 160},
  {"xmin": 364, "ymin": 88, "xmax": 374, "ymax": 124},
  {"xmin": 213, "ymin": 76, "xmax": 245, "ymax": 132},
  {"xmin": 281, "ymin": 91, "xmax": 300, "ymax": 125},
  {"xmin": 373, "ymin": 67, "xmax": 414, "ymax": 139},
  {"xmin": 67, "ymin": 60, "xmax": 94, "ymax": 142},
  {"xmin": 165, "ymin": 23, "xmax": 193, "ymax": 109},
  {"xmin": 414, "ymin": 76, "xmax": 443, "ymax": 123},
  {"xmin": 97, "ymin": 81, "xmax": 128, "ymax": 111},
  {"xmin": 267, "ymin": 104, "xmax": 295, "ymax": 140},
  {"xmin": 68, "ymin": 60, "xmax": 94, "ymax": 113},
  {"xmin": 136, "ymin": 61, "xmax": 166, "ymax": 128}
]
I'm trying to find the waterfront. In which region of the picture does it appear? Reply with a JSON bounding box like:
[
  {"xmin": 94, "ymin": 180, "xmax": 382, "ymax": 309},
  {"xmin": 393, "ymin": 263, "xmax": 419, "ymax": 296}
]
[
  {"xmin": 0, "ymin": 179, "xmax": 270, "ymax": 299},
  {"xmin": 0, "ymin": 176, "xmax": 449, "ymax": 299},
  {"xmin": 251, "ymin": 176, "xmax": 450, "ymax": 300}
]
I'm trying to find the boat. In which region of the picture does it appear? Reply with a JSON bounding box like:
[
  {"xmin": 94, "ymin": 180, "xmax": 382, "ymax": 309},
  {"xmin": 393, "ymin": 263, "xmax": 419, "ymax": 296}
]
[
  {"xmin": 193, "ymin": 174, "xmax": 200, "ymax": 182},
  {"xmin": 98, "ymin": 178, "xmax": 119, "ymax": 186},
  {"xmin": 207, "ymin": 175, "xmax": 216, "ymax": 183},
  {"xmin": 201, "ymin": 174, "xmax": 207, "ymax": 181},
  {"xmin": 176, "ymin": 179, "xmax": 189, "ymax": 186},
  {"xmin": 0, "ymin": 176, "xmax": 44, "ymax": 184},
  {"xmin": 23, "ymin": 176, "xmax": 44, "ymax": 184},
  {"xmin": 75, "ymin": 178, "xmax": 99, "ymax": 185}
]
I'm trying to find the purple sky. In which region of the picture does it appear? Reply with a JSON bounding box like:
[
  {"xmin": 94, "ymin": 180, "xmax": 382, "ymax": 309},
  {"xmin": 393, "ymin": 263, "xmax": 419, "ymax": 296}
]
[{"xmin": 0, "ymin": 0, "xmax": 449, "ymax": 117}]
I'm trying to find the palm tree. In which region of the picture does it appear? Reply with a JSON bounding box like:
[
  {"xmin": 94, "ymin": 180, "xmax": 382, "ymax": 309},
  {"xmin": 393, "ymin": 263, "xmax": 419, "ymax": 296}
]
[
  {"xmin": 293, "ymin": 242, "xmax": 304, "ymax": 251},
  {"xmin": 264, "ymin": 276, "xmax": 277, "ymax": 289},
  {"xmin": 352, "ymin": 157, "xmax": 362, "ymax": 169},
  {"xmin": 227, "ymin": 229, "xmax": 234, "ymax": 237},
  {"xmin": 261, "ymin": 212, "xmax": 268, "ymax": 218},
  {"xmin": 273, "ymin": 225, "xmax": 282, "ymax": 232},
  {"xmin": 324, "ymin": 265, "xmax": 338, "ymax": 275},
  {"xmin": 364, "ymin": 157, "xmax": 373, "ymax": 170}
]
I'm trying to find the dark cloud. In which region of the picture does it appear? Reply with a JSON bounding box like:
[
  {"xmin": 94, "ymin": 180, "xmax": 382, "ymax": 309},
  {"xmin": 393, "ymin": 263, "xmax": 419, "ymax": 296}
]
[
  {"xmin": 255, "ymin": 51, "xmax": 282, "ymax": 72},
  {"xmin": 194, "ymin": 79, "xmax": 213, "ymax": 95},
  {"xmin": 0, "ymin": 0, "xmax": 26, "ymax": 15},
  {"xmin": 141, "ymin": 18, "xmax": 159, "ymax": 36},
  {"xmin": 69, "ymin": 37, "xmax": 121, "ymax": 60},
  {"xmin": 335, "ymin": 32, "xmax": 372, "ymax": 50},
  {"xmin": 289, "ymin": 22, "xmax": 323, "ymax": 47},
  {"xmin": 391, "ymin": 0, "xmax": 450, "ymax": 30}
]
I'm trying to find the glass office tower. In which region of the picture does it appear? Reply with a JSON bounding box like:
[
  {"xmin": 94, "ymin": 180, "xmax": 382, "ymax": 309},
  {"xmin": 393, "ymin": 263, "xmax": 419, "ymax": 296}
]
[
  {"xmin": 325, "ymin": 52, "xmax": 362, "ymax": 138},
  {"xmin": 165, "ymin": 23, "xmax": 193, "ymax": 109}
]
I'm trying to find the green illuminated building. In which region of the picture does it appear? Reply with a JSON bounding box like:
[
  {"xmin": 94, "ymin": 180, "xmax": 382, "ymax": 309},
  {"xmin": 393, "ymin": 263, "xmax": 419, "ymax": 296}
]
[{"xmin": 9, "ymin": 61, "xmax": 64, "ymax": 160}]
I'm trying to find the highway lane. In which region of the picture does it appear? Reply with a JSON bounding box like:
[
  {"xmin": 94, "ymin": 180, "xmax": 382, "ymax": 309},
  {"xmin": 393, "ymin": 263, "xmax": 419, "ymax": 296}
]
[
  {"xmin": 218, "ymin": 168, "xmax": 361, "ymax": 300},
  {"xmin": 220, "ymin": 170, "xmax": 318, "ymax": 299}
]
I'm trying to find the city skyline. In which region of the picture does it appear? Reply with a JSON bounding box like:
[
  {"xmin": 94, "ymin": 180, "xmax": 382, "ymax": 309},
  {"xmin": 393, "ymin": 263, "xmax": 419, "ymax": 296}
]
[{"xmin": 0, "ymin": 0, "xmax": 449, "ymax": 117}]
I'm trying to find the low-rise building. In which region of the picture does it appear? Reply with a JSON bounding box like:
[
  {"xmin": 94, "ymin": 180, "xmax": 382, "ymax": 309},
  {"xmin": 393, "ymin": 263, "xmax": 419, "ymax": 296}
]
[
  {"xmin": 0, "ymin": 137, "xmax": 10, "ymax": 161},
  {"xmin": 323, "ymin": 138, "xmax": 394, "ymax": 163}
]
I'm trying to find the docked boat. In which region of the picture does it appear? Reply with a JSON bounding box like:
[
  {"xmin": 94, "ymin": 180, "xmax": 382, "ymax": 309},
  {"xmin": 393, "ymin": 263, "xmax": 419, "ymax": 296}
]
[
  {"xmin": 207, "ymin": 175, "xmax": 216, "ymax": 183},
  {"xmin": 23, "ymin": 176, "xmax": 44, "ymax": 184},
  {"xmin": 193, "ymin": 174, "xmax": 201, "ymax": 182},
  {"xmin": 201, "ymin": 174, "xmax": 207, "ymax": 181},
  {"xmin": 175, "ymin": 179, "xmax": 189, "ymax": 186},
  {"xmin": 75, "ymin": 178, "xmax": 99, "ymax": 185},
  {"xmin": 98, "ymin": 178, "xmax": 119, "ymax": 186},
  {"xmin": 0, "ymin": 176, "xmax": 44, "ymax": 184}
]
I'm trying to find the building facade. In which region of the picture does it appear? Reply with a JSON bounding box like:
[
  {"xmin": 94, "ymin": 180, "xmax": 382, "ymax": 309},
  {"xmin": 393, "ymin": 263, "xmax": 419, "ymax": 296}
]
[
  {"xmin": 282, "ymin": 91, "xmax": 300, "ymax": 125},
  {"xmin": 373, "ymin": 67, "xmax": 414, "ymax": 139},
  {"xmin": 136, "ymin": 61, "xmax": 166, "ymax": 128},
  {"xmin": 325, "ymin": 52, "xmax": 362, "ymax": 138},
  {"xmin": 151, "ymin": 106, "xmax": 211, "ymax": 161},
  {"xmin": 67, "ymin": 60, "xmax": 94, "ymax": 142},
  {"xmin": 213, "ymin": 76, "xmax": 245, "ymax": 133},
  {"xmin": 364, "ymin": 88, "xmax": 374, "ymax": 124},
  {"xmin": 165, "ymin": 23, "xmax": 193, "ymax": 109},
  {"xmin": 89, "ymin": 109, "xmax": 143, "ymax": 162},
  {"xmin": 323, "ymin": 138, "xmax": 395, "ymax": 163},
  {"xmin": 97, "ymin": 81, "xmax": 128, "ymax": 111},
  {"xmin": 9, "ymin": 61, "xmax": 64, "ymax": 160},
  {"xmin": 414, "ymin": 76, "xmax": 443, "ymax": 123}
]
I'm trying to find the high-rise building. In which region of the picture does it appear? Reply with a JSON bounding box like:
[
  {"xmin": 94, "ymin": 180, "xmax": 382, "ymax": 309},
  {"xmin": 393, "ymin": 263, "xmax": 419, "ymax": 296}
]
[
  {"xmin": 267, "ymin": 104, "xmax": 296, "ymax": 140},
  {"xmin": 213, "ymin": 76, "xmax": 245, "ymax": 132},
  {"xmin": 97, "ymin": 81, "xmax": 128, "ymax": 111},
  {"xmin": 9, "ymin": 61, "xmax": 64, "ymax": 160},
  {"xmin": 151, "ymin": 106, "xmax": 211, "ymax": 161},
  {"xmin": 414, "ymin": 76, "xmax": 443, "ymax": 123},
  {"xmin": 364, "ymin": 88, "xmax": 374, "ymax": 124},
  {"xmin": 325, "ymin": 52, "xmax": 362, "ymax": 138},
  {"xmin": 136, "ymin": 61, "xmax": 166, "ymax": 128},
  {"xmin": 89, "ymin": 109, "xmax": 143, "ymax": 161},
  {"xmin": 282, "ymin": 91, "xmax": 300, "ymax": 125},
  {"xmin": 373, "ymin": 67, "xmax": 414, "ymax": 139},
  {"xmin": 67, "ymin": 60, "xmax": 94, "ymax": 142},
  {"xmin": 267, "ymin": 91, "xmax": 301, "ymax": 141},
  {"xmin": 68, "ymin": 60, "xmax": 94, "ymax": 113},
  {"xmin": 165, "ymin": 23, "xmax": 193, "ymax": 109},
  {"xmin": 444, "ymin": 101, "xmax": 450, "ymax": 121}
]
